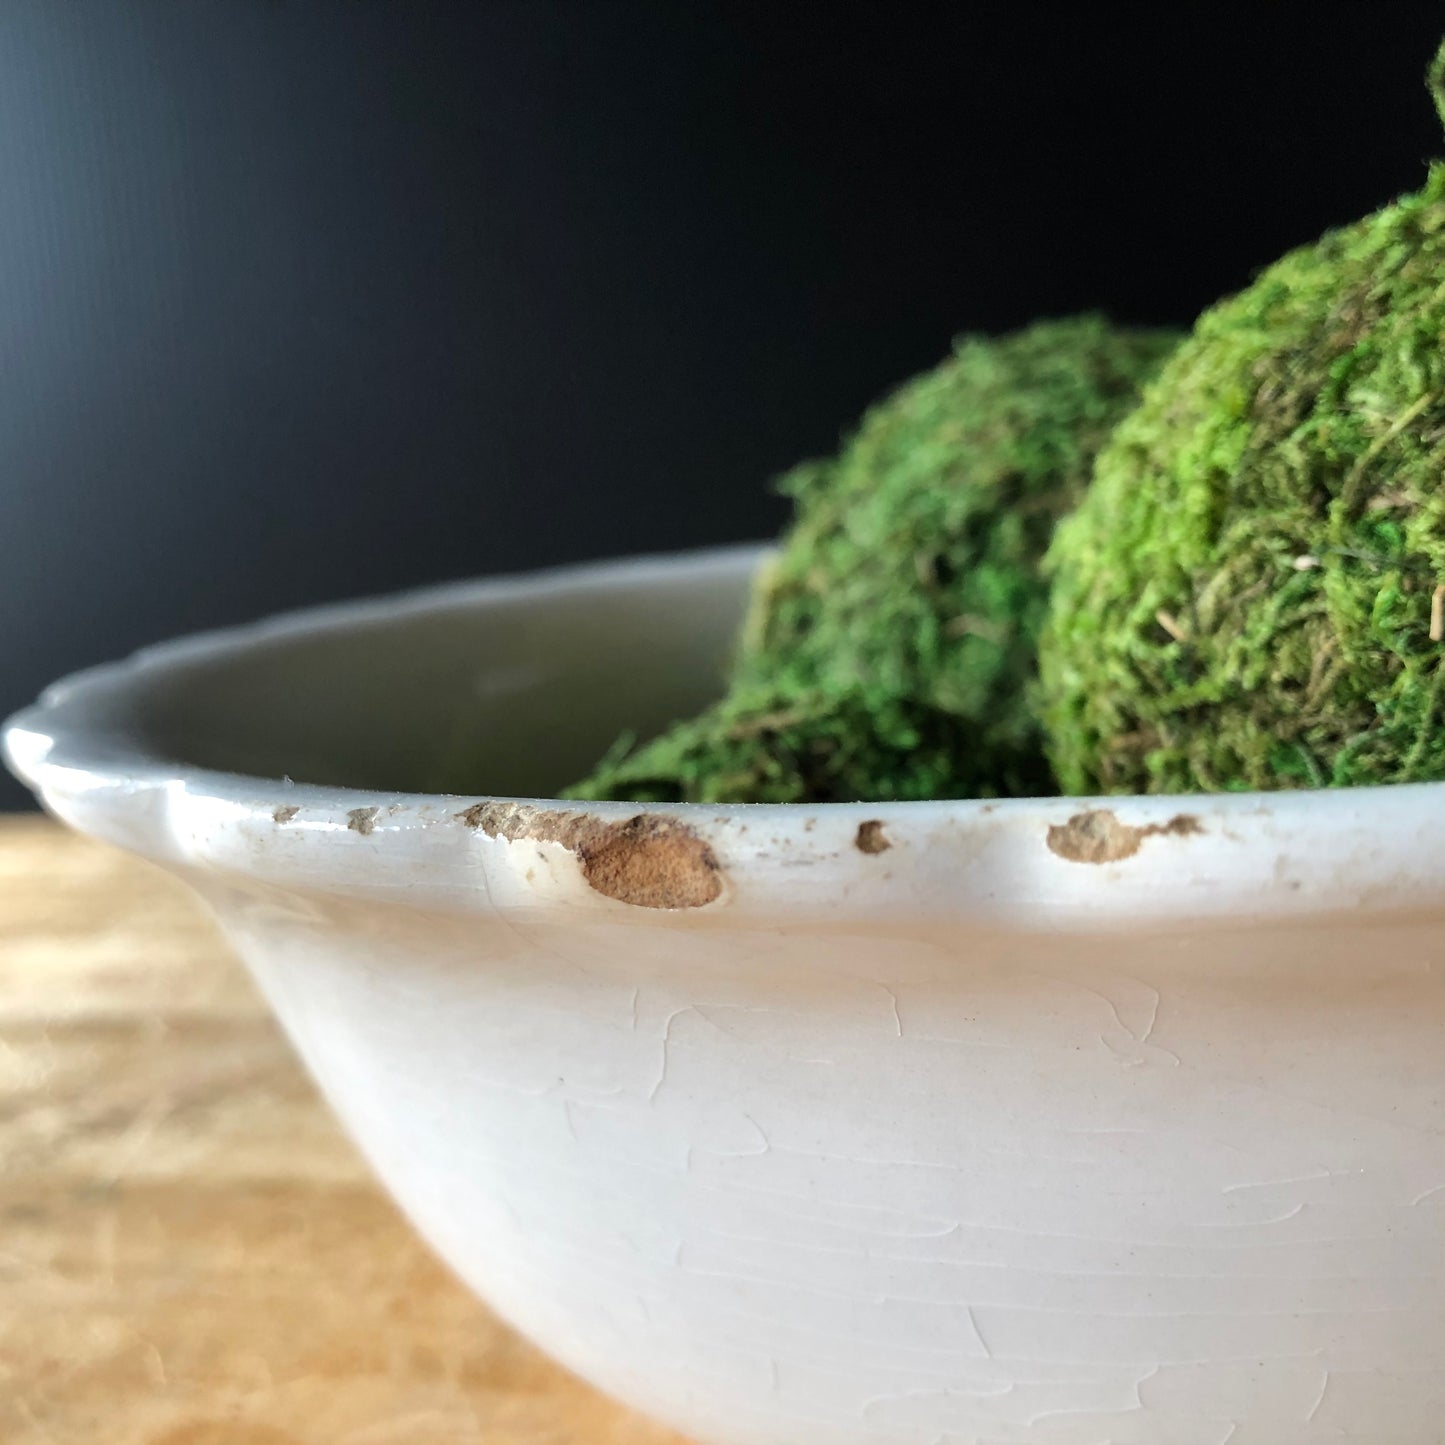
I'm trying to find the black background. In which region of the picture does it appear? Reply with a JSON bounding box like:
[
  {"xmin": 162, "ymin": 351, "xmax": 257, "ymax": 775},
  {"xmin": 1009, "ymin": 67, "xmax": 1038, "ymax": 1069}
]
[{"xmin": 3, "ymin": 1, "xmax": 1444, "ymax": 807}]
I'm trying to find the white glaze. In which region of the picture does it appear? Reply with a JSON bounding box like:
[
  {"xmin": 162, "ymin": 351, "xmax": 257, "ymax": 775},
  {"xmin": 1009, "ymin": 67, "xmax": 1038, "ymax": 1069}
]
[{"xmin": 7, "ymin": 546, "xmax": 1445, "ymax": 1445}]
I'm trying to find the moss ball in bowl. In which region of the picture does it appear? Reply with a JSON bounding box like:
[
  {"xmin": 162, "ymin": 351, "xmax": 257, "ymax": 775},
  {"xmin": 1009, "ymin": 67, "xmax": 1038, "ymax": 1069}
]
[
  {"xmin": 569, "ymin": 316, "xmax": 1178, "ymax": 805},
  {"xmin": 1039, "ymin": 44, "xmax": 1445, "ymax": 796}
]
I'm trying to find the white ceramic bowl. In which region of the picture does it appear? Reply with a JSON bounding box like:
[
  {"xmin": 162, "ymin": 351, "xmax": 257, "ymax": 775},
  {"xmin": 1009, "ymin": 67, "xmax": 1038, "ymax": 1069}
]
[{"xmin": 8, "ymin": 545, "xmax": 1445, "ymax": 1445}]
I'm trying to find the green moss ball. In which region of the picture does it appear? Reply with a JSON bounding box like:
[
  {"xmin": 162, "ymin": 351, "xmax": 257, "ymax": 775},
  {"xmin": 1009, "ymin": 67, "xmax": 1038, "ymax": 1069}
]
[
  {"xmin": 1040, "ymin": 68, "xmax": 1445, "ymax": 794},
  {"xmin": 566, "ymin": 684, "xmax": 972, "ymax": 805},
  {"xmin": 568, "ymin": 315, "xmax": 1178, "ymax": 804}
]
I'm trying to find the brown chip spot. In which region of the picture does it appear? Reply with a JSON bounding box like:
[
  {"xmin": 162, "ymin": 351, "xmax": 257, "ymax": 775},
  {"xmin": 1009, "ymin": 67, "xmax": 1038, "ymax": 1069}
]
[
  {"xmin": 272, "ymin": 804, "xmax": 299, "ymax": 825},
  {"xmin": 458, "ymin": 802, "xmax": 722, "ymax": 909},
  {"xmin": 346, "ymin": 806, "xmax": 380, "ymax": 836},
  {"xmin": 855, "ymin": 819, "xmax": 890, "ymax": 854},
  {"xmin": 1046, "ymin": 808, "xmax": 1203, "ymax": 865}
]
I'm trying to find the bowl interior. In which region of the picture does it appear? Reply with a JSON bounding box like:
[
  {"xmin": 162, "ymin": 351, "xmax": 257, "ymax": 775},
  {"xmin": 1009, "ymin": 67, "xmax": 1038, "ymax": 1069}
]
[{"xmin": 94, "ymin": 549, "xmax": 755, "ymax": 798}]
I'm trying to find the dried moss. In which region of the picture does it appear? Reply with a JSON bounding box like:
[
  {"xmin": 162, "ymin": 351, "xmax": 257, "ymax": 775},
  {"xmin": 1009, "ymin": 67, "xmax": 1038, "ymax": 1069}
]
[
  {"xmin": 568, "ymin": 684, "xmax": 975, "ymax": 805},
  {"xmin": 569, "ymin": 316, "xmax": 1178, "ymax": 804},
  {"xmin": 1039, "ymin": 43, "xmax": 1445, "ymax": 795}
]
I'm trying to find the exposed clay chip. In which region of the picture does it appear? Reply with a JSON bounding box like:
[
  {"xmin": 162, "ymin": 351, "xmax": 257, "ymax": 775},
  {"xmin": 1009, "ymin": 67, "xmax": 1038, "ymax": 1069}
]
[
  {"xmin": 346, "ymin": 806, "xmax": 380, "ymax": 836},
  {"xmin": 855, "ymin": 819, "xmax": 890, "ymax": 854},
  {"xmin": 459, "ymin": 802, "xmax": 722, "ymax": 910},
  {"xmin": 272, "ymin": 804, "xmax": 299, "ymax": 825},
  {"xmin": 1046, "ymin": 808, "xmax": 1202, "ymax": 865}
]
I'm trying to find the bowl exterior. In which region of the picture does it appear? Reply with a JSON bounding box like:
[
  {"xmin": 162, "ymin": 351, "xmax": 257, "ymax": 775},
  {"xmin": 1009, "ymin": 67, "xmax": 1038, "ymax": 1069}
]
[{"xmin": 205, "ymin": 862, "xmax": 1445, "ymax": 1445}]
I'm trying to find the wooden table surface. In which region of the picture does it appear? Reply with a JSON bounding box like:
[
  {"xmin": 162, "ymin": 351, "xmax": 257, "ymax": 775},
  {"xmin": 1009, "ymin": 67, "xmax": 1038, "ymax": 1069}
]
[{"xmin": 0, "ymin": 815, "xmax": 690, "ymax": 1445}]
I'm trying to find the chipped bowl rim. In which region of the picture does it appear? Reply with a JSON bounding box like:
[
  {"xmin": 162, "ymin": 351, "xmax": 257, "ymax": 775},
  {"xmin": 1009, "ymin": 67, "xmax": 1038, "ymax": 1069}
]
[{"xmin": 5, "ymin": 543, "xmax": 1444, "ymax": 929}]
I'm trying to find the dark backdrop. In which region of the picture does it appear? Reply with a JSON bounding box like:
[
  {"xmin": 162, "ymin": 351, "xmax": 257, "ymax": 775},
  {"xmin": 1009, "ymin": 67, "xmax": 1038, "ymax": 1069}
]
[{"xmin": 3, "ymin": 1, "xmax": 1443, "ymax": 807}]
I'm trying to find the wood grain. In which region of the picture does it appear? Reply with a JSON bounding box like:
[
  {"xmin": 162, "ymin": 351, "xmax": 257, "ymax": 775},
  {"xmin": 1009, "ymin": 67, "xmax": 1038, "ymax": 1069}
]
[{"xmin": 0, "ymin": 815, "xmax": 691, "ymax": 1445}]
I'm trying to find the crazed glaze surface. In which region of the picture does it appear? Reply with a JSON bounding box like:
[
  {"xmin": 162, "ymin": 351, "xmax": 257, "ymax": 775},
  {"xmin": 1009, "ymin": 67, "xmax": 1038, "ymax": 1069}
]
[{"xmin": 7, "ymin": 547, "xmax": 1445, "ymax": 1445}]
